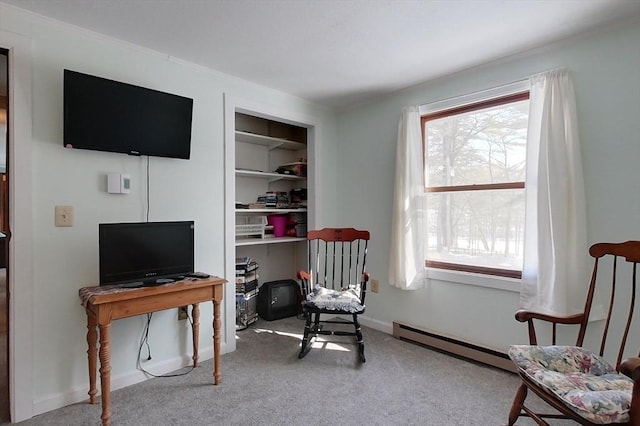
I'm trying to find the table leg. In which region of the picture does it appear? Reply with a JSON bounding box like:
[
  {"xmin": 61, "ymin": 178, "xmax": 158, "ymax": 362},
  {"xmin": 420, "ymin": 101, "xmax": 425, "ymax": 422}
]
[
  {"xmin": 98, "ymin": 323, "xmax": 112, "ymax": 426},
  {"xmin": 191, "ymin": 303, "xmax": 200, "ymax": 367},
  {"xmin": 213, "ymin": 298, "xmax": 221, "ymax": 385},
  {"xmin": 86, "ymin": 312, "xmax": 98, "ymax": 404}
]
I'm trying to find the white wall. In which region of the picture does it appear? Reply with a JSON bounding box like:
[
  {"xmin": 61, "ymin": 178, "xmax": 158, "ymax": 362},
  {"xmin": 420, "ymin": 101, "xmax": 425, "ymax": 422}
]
[
  {"xmin": 0, "ymin": 4, "xmax": 337, "ymax": 420},
  {"xmin": 337, "ymin": 20, "xmax": 640, "ymax": 352},
  {"xmin": 1, "ymin": 1, "xmax": 638, "ymax": 420}
]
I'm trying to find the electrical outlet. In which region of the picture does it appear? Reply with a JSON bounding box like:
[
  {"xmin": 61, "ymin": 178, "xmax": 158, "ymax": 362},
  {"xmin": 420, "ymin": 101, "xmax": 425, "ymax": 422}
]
[
  {"xmin": 54, "ymin": 205, "xmax": 74, "ymax": 227},
  {"xmin": 371, "ymin": 279, "xmax": 380, "ymax": 293},
  {"xmin": 178, "ymin": 306, "xmax": 189, "ymax": 321}
]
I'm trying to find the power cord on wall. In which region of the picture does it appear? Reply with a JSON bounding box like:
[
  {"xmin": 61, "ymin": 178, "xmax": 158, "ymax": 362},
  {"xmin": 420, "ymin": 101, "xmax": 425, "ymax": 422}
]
[
  {"xmin": 146, "ymin": 155, "xmax": 150, "ymax": 222},
  {"xmin": 136, "ymin": 312, "xmax": 195, "ymax": 378},
  {"xmin": 137, "ymin": 156, "xmax": 194, "ymax": 378}
]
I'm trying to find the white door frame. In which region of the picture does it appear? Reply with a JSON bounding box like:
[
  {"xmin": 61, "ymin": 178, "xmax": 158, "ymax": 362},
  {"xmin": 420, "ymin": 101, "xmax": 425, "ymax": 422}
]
[
  {"xmin": 1, "ymin": 29, "xmax": 34, "ymax": 423},
  {"xmin": 223, "ymin": 94, "xmax": 320, "ymax": 347}
]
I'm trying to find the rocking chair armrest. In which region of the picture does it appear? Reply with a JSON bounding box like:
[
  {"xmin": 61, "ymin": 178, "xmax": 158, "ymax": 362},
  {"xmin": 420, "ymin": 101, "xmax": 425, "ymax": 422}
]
[
  {"xmin": 515, "ymin": 310, "xmax": 586, "ymax": 345},
  {"xmin": 297, "ymin": 270, "xmax": 311, "ymax": 281},
  {"xmin": 620, "ymin": 357, "xmax": 640, "ymax": 381},
  {"xmin": 514, "ymin": 309, "xmax": 584, "ymax": 325},
  {"xmin": 297, "ymin": 270, "xmax": 312, "ymax": 298}
]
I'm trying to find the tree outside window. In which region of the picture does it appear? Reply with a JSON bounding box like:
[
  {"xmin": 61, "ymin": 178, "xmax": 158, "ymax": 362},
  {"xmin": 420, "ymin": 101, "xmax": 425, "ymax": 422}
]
[{"xmin": 422, "ymin": 92, "xmax": 529, "ymax": 278}]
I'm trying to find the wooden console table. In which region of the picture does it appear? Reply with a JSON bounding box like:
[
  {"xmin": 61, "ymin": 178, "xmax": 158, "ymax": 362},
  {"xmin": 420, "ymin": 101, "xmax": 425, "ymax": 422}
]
[{"xmin": 79, "ymin": 276, "xmax": 226, "ymax": 426}]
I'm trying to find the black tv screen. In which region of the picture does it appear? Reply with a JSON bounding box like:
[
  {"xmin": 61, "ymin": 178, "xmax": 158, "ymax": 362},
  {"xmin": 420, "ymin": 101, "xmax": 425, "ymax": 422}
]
[
  {"xmin": 64, "ymin": 69, "xmax": 193, "ymax": 159},
  {"xmin": 99, "ymin": 221, "xmax": 195, "ymax": 286}
]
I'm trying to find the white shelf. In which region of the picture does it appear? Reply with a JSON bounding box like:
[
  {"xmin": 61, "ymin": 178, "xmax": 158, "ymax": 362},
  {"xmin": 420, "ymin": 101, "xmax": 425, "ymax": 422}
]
[
  {"xmin": 235, "ymin": 236, "xmax": 306, "ymax": 247},
  {"xmin": 235, "ymin": 130, "xmax": 306, "ymax": 151},
  {"xmin": 236, "ymin": 208, "xmax": 307, "ymax": 214},
  {"xmin": 235, "ymin": 169, "xmax": 306, "ymax": 182}
]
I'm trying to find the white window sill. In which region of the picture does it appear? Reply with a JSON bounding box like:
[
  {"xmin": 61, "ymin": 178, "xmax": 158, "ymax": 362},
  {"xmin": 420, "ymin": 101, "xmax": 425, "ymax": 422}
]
[{"xmin": 426, "ymin": 267, "xmax": 521, "ymax": 293}]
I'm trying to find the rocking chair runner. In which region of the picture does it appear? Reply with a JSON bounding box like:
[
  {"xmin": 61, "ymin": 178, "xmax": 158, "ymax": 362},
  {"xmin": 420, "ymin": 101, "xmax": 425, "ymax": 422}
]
[
  {"xmin": 297, "ymin": 228, "xmax": 370, "ymax": 362},
  {"xmin": 506, "ymin": 241, "xmax": 640, "ymax": 425}
]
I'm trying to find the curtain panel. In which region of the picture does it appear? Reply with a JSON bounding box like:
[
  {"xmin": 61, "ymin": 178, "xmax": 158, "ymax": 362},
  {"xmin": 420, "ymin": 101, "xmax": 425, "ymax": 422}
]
[
  {"xmin": 389, "ymin": 106, "xmax": 426, "ymax": 290},
  {"xmin": 520, "ymin": 68, "xmax": 592, "ymax": 317}
]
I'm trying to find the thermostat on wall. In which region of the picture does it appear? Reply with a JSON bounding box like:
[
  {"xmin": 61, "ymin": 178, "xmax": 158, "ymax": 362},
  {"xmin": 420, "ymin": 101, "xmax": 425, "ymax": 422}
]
[{"xmin": 107, "ymin": 173, "xmax": 131, "ymax": 194}]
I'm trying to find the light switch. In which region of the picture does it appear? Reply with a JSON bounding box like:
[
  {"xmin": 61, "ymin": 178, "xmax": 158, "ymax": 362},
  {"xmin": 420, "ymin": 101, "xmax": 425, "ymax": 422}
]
[{"xmin": 55, "ymin": 205, "xmax": 74, "ymax": 227}]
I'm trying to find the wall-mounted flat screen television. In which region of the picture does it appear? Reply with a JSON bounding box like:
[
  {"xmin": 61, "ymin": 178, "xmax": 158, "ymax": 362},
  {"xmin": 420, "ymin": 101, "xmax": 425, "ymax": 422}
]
[
  {"xmin": 99, "ymin": 221, "xmax": 195, "ymax": 286},
  {"xmin": 64, "ymin": 69, "xmax": 193, "ymax": 159}
]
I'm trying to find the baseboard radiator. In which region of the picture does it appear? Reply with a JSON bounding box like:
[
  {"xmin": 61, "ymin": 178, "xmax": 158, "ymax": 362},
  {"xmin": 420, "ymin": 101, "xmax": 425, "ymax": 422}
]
[{"xmin": 392, "ymin": 321, "xmax": 516, "ymax": 373}]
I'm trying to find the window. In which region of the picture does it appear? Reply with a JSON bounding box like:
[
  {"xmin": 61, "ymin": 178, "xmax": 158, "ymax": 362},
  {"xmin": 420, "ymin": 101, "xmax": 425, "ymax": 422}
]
[{"xmin": 422, "ymin": 92, "xmax": 529, "ymax": 278}]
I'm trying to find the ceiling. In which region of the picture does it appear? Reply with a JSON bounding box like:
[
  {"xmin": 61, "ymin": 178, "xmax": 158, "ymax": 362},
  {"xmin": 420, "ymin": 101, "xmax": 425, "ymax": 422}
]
[{"xmin": 2, "ymin": 0, "xmax": 640, "ymax": 109}]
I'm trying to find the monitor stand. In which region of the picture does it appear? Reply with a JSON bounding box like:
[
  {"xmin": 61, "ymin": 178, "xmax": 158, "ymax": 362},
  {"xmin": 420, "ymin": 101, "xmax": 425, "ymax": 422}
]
[
  {"xmin": 142, "ymin": 278, "xmax": 175, "ymax": 287},
  {"xmin": 119, "ymin": 281, "xmax": 144, "ymax": 288}
]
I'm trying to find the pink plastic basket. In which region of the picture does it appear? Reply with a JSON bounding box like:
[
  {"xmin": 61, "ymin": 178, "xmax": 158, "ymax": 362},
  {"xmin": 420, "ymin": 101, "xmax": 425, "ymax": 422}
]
[{"xmin": 267, "ymin": 215, "xmax": 288, "ymax": 237}]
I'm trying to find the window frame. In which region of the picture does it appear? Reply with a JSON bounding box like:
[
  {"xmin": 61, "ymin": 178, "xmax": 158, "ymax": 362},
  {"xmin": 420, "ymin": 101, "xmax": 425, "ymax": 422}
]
[{"xmin": 421, "ymin": 91, "xmax": 530, "ymax": 279}]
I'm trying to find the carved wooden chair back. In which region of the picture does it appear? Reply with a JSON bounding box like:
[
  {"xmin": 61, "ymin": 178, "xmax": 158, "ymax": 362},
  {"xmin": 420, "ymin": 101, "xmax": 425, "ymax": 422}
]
[{"xmin": 297, "ymin": 228, "xmax": 370, "ymax": 362}]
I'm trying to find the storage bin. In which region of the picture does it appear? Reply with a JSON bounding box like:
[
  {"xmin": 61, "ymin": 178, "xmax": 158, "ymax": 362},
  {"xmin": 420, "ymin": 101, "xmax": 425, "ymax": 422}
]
[
  {"xmin": 236, "ymin": 216, "xmax": 267, "ymax": 238},
  {"xmin": 267, "ymin": 214, "xmax": 288, "ymax": 237}
]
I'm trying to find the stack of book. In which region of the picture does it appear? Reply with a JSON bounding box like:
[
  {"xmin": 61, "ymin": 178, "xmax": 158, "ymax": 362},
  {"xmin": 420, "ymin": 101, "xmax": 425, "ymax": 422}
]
[
  {"xmin": 256, "ymin": 193, "xmax": 277, "ymax": 209},
  {"xmin": 235, "ymin": 257, "xmax": 259, "ymax": 329}
]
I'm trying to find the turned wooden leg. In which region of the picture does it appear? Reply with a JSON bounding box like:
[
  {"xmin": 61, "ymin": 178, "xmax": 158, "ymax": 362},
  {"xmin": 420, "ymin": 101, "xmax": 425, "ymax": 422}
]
[
  {"xmin": 98, "ymin": 323, "xmax": 112, "ymax": 426},
  {"xmin": 353, "ymin": 314, "xmax": 365, "ymax": 363},
  {"xmin": 299, "ymin": 311, "xmax": 312, "ymax": 359},
  {"xmin": 213, "ymin": 299, "xmax": 221, "ymax": 385},
  {"xmin": 86, "ymin": 312, "xmax": 98, "ymax": 404},
  {"xmin": 191, "ymin": 303, "xmax": 200, "ymax": 367},
  {"xmin": 507, "ymin": 383, "xmax": 528, "ymax": 426}
]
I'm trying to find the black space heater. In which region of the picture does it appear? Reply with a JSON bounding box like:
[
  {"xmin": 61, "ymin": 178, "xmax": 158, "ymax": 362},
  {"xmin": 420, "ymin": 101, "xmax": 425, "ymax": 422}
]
[{"xmin": 257, "ymin": 280, "xmax": 300, "ymax": 321}]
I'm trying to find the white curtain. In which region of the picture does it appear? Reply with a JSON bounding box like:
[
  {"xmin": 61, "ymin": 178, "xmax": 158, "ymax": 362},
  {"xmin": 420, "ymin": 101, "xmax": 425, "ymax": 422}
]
[
  {"xmin": 520, "ymin": 69, "xmax": 592, "ymax": 317},
  {"xmin": 389, "ymin": 106, "xmax": 426, "ymax": 290}
]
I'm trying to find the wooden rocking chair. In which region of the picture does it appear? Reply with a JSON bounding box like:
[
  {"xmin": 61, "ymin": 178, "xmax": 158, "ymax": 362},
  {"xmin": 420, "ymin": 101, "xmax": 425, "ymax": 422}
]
[
  {"xmin": 506, "ymin": 241, "xmax": 640, "ymax": 425},
  {"xmin": 297, "ymin": 228, "xmax": 370, "ymax": 362}
]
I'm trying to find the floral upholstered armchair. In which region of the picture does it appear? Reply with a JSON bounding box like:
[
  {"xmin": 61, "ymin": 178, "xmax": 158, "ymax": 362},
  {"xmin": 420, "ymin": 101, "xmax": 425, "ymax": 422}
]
[{"xmin": 505, "ymin": 241, "xmax": 640, "ymax": 426}]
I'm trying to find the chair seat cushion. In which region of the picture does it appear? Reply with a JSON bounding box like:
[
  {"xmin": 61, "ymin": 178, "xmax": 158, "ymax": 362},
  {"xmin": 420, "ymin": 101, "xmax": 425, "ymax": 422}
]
[
  {"xmin": 304, "ymin": 286, "xmax": 364, "ymax": 313},
  {"xmin": 509, "ymin": 345, "xmax": 633, "ymax": 424}
]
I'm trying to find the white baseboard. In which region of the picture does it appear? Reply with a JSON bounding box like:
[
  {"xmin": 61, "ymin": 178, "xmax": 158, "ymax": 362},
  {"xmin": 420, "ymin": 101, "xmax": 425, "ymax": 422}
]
[
  {"xmin": 31, "ymin": 317, "xmax": 394, "ymax": 417},
  {"xmin": 331, "ymin": 313, "xmax": 393, "ymax": 335},
  {"xmin": 358, "ymin": 315, "xmax": 394, "ymax": 335},
  {"xmin": 32, "ymin": 343, "xmax": 224, "ymax": 417}
]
